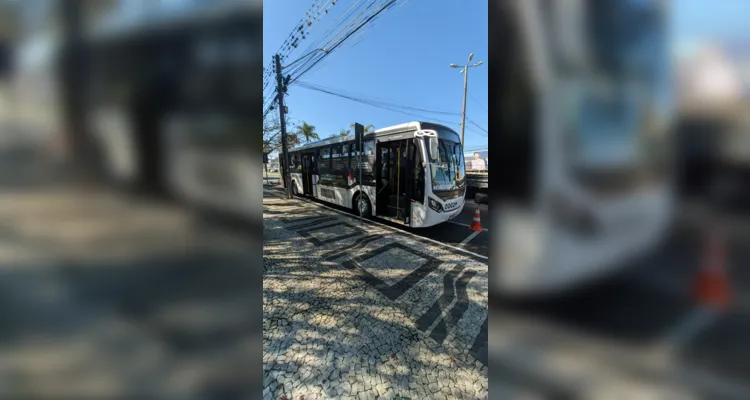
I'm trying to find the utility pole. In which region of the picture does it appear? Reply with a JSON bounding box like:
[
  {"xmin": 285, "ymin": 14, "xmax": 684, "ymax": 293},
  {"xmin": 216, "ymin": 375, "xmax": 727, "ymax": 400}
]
[
  {"xmin": 275, "ymin": 54, "xmax": 293, "ymax": 199},
  {"xmin": 354, "ymin": 123, "xmax": 364, "ymax": 226},
  {"xmin": 263, "ymin": 151, "xmax": 269, "ymax": 185},
  {"xmin": 450, "ymin": 53, "xmax": 484, "ymax": 146}
]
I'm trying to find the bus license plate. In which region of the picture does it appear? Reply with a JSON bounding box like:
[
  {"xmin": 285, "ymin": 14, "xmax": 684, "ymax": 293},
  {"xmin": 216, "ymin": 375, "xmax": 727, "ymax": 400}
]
[{"xmin": 444, "ymin": 200, "xmax": 460, "ymax": 211}]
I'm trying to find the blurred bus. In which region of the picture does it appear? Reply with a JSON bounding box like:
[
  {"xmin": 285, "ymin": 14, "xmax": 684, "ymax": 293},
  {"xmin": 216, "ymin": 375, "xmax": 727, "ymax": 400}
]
[
  {"xmin": 83, "ymin": 0, "xmax": 263, "ymax": 218},
  {"xmin": 493, "ymin": 0, "xmax": 675, "ymax": 296}
]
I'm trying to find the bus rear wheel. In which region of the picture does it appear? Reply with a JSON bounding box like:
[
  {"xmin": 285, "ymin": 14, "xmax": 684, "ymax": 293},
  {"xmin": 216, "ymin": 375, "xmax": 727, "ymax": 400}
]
[
  {"xmin": 291, "ymin": 182, "xmax": 299, "ymax": 196},
  {"xmin": 354, "ymin": 193, "xmax": 371, "ymax": 217}
]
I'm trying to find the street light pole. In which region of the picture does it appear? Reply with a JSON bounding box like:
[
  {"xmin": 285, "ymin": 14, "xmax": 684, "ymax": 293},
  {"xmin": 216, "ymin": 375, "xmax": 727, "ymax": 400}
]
[
  {"xmin": 460, "ymin": 63, "xmax": 469, "ymax": 146},
  {"xmin": 450, "ymin": 53, "xmax": 484, "ymax": 146}
]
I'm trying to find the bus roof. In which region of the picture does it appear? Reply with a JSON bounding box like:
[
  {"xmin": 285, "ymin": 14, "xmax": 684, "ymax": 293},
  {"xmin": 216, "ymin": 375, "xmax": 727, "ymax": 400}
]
[{"xmin": 290, "ymin": 121, "xmax": 459, "ymax": 152}]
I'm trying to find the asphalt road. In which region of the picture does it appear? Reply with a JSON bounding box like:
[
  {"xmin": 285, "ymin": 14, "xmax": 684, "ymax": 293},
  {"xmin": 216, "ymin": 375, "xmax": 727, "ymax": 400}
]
[{"xmin": 413, "ymin": 198, "xmax": 489, "ymax": 258}]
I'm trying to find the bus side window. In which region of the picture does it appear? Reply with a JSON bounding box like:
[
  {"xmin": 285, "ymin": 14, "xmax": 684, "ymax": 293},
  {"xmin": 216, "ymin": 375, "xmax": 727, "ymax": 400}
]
[
  {"xmin": 332, "ymin": 144, "xmax": 346, "ymax": 175},
  {"xmin": 289, "ymin": 153, "xmax": 297, "ymax": 172},
  {"xmin": 364, "ymin": 140, "xmax": 375, "ymax": 156},
  {"xmin": 347, "ymin": 143, "xmax": 355, "ymax": 171},
  {"xmin": 319, "ymin": 147, "xmax": 331, "ymax": 176},
  {"xmin": 362, "ymin": 140, "xmax": 375, "ymax": 181}
]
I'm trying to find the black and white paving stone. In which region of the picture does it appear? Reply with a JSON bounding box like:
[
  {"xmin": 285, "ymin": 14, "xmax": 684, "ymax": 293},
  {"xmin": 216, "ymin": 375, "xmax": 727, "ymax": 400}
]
[{"xmin": 263, "ymin": 190, "xmax": 488, "ymax": 399}]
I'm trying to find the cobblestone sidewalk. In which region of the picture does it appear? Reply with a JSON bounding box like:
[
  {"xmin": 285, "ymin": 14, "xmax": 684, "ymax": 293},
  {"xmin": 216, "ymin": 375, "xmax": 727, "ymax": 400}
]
[{"xmin": 263, "ymin": 189, "xmax": 488, "ymax": 399}]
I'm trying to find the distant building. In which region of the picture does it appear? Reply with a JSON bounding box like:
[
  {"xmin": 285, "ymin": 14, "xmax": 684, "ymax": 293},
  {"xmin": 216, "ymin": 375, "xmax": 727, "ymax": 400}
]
[
  {"xmin": 678, "ymin": 43, "xmax": 743, "ymax": 115},
  {"xmin": 678, "ymin": 41, "xmax": 750, "ymax": 118}
]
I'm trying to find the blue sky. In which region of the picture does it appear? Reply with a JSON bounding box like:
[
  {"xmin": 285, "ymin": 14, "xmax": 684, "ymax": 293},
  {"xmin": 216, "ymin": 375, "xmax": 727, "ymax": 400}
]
[
  {"xmin": 672, "ymin": 0, "xmax": 750, "ymax": 57},
  {"xmin": 263, "ymin": 0, "xmax": 750, "ymax": 154},
  {"xmin": 263, "ymin": 0, "xmax": 488, "ymax": 153}
]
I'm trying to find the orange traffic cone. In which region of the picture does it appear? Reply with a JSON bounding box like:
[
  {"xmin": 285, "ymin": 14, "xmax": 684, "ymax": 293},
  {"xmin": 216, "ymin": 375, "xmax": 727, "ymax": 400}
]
[
  {"xmin": 692, "ymin": 227, "xmax": 732, "ymax": 308},
  {"xmin": 470, "ymin": 207, "xmax": 483, "ymax": 232}
]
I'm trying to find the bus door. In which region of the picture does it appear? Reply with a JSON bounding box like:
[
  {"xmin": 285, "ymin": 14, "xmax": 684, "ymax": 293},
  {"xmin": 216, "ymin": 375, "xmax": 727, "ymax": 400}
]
[
  {"xmin": 301, "ymin": 152, "xmax": 314, "ymax": 195},
  {"xmin": 376, "ymin": 140, "xmax": 411, "ymax": 223},
  {"xmin": 408, "ymin": 139, "xmax": 424, "ymax": 203}
]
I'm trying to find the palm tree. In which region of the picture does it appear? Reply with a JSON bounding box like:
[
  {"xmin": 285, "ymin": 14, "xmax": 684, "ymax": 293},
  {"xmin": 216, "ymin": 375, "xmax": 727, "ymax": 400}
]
[
  {"xmin": 340, "ymin": 123, "xmax": 375, "ymax": 136},
  {"xmin": 359, "ymin": 124, "xmax": 375, "ymax": 134},
  {"xmin": 296, "ymin": 121, "xmax": 320, "ymax": 143}
]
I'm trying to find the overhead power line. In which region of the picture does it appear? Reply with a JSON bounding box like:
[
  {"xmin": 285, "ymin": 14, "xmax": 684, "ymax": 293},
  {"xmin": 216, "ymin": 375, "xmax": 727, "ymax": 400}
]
[
  {"xmin": 287, "ymin": 0, "xmax": 410, "ymax": 84},
  {"xmin": 295, "ymin": 80, "xmax": 462, "ymax": 116},
  {"xmin": 467, "ymin": 90, "xmax": 488, "ymax": 114},
  {"xmin": 264, "ymin": 0, "xmax": 417, "ymax": 109},
  {"xmin": 465, "ymin": 118, "xmax": 489, "ymax": 134},
  {"xmin": 293, "ymin": 81, "xmax": 460, "ymax": 127},
  {"xmin": 263, "ymin": 0, "xmax": 338, "ymax": 94},
  {"xmin": 292, "ymin": 80, "xmax": 488, "ymax": 137}
]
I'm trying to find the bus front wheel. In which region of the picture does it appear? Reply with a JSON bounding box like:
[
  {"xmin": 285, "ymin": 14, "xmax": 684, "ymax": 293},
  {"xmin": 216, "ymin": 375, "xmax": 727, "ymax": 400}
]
[{"xmin": 354, "ymin": 193, "xmax": 371, "ymax": 217}]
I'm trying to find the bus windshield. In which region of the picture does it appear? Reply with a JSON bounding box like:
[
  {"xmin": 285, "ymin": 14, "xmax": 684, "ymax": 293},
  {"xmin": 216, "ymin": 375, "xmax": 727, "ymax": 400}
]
[
  {"xmin": 427, "ymin": 138, "xmax": 465, "ymax": 192},
  {"xmin": 572, "ymin": 0, "xmax": 670, "ymax": 173}
]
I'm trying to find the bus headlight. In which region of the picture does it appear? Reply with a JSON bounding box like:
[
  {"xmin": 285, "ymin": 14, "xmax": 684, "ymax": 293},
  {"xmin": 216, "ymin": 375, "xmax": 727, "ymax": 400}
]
[
  {"xmin": 551, "ymin": 193, "xmax": 598, "ymax": 236},
  {"xmin": 428, "ymin": 197, "xmax": 443, "ymax": 213}
]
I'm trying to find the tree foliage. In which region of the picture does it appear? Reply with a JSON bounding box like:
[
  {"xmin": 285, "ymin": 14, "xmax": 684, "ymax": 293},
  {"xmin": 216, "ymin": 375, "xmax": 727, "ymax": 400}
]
[
  {"xmin": 338, "ymin": 123, "xmax": 375, "ymax": 136},
  {"xmin": 295, "ymin": 121, "xmax": 320, "ymax": 143},
  {"xmin": 264, "ymin": 115, "xmax": 374, "ymax": 154},
  {"xmin": 263, "ymin": 111, "xmax": 301, "ymax": 153}
]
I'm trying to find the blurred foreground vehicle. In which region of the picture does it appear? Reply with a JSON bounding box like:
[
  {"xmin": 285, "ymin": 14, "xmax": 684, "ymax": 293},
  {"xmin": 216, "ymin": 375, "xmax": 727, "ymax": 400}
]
[
  {"xmin": 492, "ymin": 0, "xmax": 675, "ymax": 296},
  {"xmin": 13, "ymin": 0, "xmax": 263, "ymax": 219},
  {"xmin": 86, "ymin": 0, "xmax": 262, "ymax": 219}
]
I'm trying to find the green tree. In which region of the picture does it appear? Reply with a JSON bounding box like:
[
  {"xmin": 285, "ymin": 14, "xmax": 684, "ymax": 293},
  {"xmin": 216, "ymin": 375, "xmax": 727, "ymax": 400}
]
[
  {"xmin": 339, "ymin": 123, "xmax": 375, "ymax": 136},
  {"xmin": 263, "ymin": 112, "xmax": 301, "ymax": 153},
  {"xmin": 360, "ymin": 124, "xmax": 376, "ymax": 134},
  {"xmin": 296, "ymin": 121, "xmax": 320, "ymax": 143}
]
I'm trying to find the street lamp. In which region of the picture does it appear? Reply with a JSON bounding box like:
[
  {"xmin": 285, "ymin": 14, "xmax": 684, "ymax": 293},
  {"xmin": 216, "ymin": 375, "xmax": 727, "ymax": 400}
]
[{"xmin": 450, "ymin": 53, "xmax": 484, "ymax": 145}]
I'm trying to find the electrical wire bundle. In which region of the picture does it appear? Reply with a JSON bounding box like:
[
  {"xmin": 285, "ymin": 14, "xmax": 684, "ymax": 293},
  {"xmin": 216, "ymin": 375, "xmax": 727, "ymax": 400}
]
[{"xmin": 263, "ymin": 0, "xmax": 415, "ymax": 117}]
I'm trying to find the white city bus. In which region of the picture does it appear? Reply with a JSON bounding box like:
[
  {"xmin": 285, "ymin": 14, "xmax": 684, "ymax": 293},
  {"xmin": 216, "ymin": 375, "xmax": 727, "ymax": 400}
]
[
  {"xmin": 285, "ymin": 121, "xmax": 466, "ymax": 228},
  {"xmin": 494, "ymin": 0, "xmax": 675, "ymax": 295}
]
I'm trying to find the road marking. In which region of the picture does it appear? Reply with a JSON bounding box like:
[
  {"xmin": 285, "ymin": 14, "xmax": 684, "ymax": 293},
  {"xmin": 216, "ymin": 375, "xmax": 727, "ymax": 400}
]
[
  {"xmin": 264, "ymin": 189, "xmax": 489, "ymax": 261},
  {"xmin": 419, "ymin": 266, "xmax": 464, "ymax": 338},
  {"xmin": 447, "ymin": 220, "xmax": 489, "ymax": 232},
  {"xmin": 417, "ymin": 265, "xmax": 477, "ymax": 344},
  {"xmin": 460, "ymin": 230, "xmax": 482, "ymax": 246},
  {"xmin": 470, "ymin": 315, "xmax": 489, "ymax": 366},
  {"xmin": 661, "ymin": 306, "xmax": 720, "ymax": 351}
]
